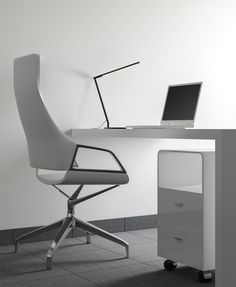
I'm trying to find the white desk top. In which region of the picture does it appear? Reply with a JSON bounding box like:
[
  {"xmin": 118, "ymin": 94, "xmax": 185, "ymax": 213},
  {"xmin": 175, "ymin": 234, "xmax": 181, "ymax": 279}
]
[{"xmin": 70, "ymin": 128, "xmax": 229, "ymax": 140}]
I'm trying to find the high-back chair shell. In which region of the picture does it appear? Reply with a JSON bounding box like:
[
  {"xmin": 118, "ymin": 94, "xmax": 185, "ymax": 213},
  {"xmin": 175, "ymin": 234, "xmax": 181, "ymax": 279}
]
[
  {"xmin": 13, "ymin": 54, "xmax": 130, "ymax": 270},
  {"xmin": 14, "ymin": 54, "xmax": 76, "ymax": 170}
]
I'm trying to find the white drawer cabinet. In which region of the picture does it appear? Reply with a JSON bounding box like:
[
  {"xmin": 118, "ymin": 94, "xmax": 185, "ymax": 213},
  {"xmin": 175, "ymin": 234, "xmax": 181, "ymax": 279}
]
[{"xmin": 158, "ymin": 150, "xmax": 215, "ymax": 282}]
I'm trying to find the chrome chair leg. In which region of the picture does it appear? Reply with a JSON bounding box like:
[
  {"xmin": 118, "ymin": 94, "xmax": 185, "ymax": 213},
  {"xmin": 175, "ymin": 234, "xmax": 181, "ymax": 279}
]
[
  {"xmin": 46, "ymin": 217, "xmax": 72, "ymax": 270},
  {"xmin": 15, "ymin": 219, "xmax": 64, "ymax": 253},
  {"xmin": 74, "ymin": 218, "xmax": 129, "ymax": 257},
  {"xmin": 86, "ymin": 232, "xmax": 91, "ymax": 244}
]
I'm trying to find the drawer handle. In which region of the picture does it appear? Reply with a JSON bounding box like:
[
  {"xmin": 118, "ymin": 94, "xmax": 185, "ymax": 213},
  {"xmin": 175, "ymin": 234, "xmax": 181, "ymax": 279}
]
[
  {"xmin": 173, "ymin": 236, "xmax": 183, "ymax": 242},
  {"xmin": 174, "ymin": 202, "xmax": 184, "ymax": 207}
]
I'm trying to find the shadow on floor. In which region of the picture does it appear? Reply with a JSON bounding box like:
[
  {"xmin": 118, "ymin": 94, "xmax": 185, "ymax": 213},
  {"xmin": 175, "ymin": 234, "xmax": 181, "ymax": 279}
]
[{"xmin": 103, "ymin": 267, "xmax": 215, "ymax": 287}]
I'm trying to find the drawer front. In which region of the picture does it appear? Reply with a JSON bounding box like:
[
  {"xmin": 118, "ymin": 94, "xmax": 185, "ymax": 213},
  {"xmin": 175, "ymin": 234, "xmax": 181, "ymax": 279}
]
[
  {"xmin": 158, "ymin": 188, "xmax": 203, "ymax": 231},
  {"xmin": 159, "ymin": 188, "xmax": 202, "ymax": 213},
  {"xmin": 158, "ymin": 223, "xmax": 203, "ymax": 269}
]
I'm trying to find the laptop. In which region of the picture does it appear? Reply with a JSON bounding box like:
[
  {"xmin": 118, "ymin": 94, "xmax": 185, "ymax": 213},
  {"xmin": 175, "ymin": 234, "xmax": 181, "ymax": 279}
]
[{"xmin": 127, "ymin": 82, "xmax": 202, "ymax": 129}]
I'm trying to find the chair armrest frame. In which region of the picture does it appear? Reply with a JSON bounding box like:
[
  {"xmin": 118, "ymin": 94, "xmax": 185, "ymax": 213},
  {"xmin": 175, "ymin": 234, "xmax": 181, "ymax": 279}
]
[{"xmin": 69, "ymin": 144, "xmax": 127, "ymax": 173}]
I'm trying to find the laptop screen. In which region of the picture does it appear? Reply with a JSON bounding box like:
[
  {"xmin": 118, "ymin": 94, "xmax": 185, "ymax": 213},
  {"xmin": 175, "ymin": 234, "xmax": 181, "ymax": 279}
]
[{"xmin": 162, "ymin": 83, "xmax": 202, "ymax": 123}]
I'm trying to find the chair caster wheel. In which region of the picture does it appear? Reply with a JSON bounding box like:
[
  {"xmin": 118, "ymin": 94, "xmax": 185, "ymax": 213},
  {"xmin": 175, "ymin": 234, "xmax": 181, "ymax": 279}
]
[
  {"xmin": 164, "ymin": 260, "xmax": 177, "ymax": 271},
  {"xmin": 198, "ymin": 271, "xmax": 213, "ymax": 283}
]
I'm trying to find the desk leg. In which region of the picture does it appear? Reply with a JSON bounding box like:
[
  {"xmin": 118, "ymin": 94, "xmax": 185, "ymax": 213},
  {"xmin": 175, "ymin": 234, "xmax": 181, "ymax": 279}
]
[
  {"xmin": 216, "ymin": 131, "xmax": 236, "ymax": 287},
  {"xmin": 215, "ymin": 135, "xmax": 222, "ymax": 287}
]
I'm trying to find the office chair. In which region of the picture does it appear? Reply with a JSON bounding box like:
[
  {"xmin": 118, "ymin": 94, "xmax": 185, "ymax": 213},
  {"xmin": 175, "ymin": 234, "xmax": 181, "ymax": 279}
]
[{"xmin": 13, "ymin": 54, "xmax": 129, "ymax": 270}]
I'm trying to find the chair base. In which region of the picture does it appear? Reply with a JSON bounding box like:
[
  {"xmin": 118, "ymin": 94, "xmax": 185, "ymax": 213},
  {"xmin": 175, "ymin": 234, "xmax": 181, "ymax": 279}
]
[{"xmin": 15, "ymin": 215, "xmax": 129, "ymax": 270}]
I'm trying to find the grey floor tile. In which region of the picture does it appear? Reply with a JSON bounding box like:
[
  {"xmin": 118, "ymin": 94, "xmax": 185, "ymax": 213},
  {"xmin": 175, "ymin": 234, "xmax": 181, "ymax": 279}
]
[
  {"xmin": 144, "ymin": 259, "xmax": 166, "ymax": 270},
  {"xmin": 20, "ymin": 237, "xmax": 99, "ymax": 258},
  {"xmin": 89, "ymin": 231, "xmax": 154, "ymax": 251},
  {"xmin": 128, "ymin": 228, "xmax": 158, "ymax": 241},
  {"xmin": 102, "ymin": 242, "xmax": 163, "ymax": 263},
  {"xmin": 113, "ymin": 231, "xmax": 155, "ymax": 245},
  {"xmin": 13, "ymin": 226, "xmax": 74, "ymax": 244},
  {"xmin": 1, "ymin": 274, "xmax": 98, "ymax": 287},
  {"xmin": 0, "ymin": 248, "xmax": 70, "ymax": 285},
  {"xmin": 79, "ymin": 263, "xmax": 162, "ymax": 287},
  {"xmin": 127, "ymin": 242, "xmax": 161, "ymax": 263},
  {"xmin": 54, "ymin": 248, "xmax": 137, "ymax": 273}
]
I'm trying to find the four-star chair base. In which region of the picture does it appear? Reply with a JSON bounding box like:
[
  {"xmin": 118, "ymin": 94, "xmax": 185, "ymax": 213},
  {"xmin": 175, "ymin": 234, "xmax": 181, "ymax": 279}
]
[{"xmin": 14, "ymin": 184, "xmax": 129, "ymax": 270}]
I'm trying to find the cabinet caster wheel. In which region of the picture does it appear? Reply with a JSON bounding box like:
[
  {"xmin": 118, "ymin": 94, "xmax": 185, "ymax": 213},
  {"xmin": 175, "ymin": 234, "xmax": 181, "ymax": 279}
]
[
  {"xmin": 198, "ymin": 271, "xmax": 213, "ymax": 283},
  {"xmin": 164, "ymin": 260, "xmax": 177, "ymax": 271}
]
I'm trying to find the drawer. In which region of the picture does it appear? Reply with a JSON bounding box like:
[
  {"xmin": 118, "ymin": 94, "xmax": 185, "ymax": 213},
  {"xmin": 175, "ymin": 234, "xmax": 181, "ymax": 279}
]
[
  {"xmin": 158, "ymin": 188, "xmax": 203, "ymax": 230},
  {"xmin": 158, "ymin": 223, "xmax": 203, "ymax": 270},
  {"xmin": 158, "ymin": 188, "xmax": 202, "ymax": 214}
]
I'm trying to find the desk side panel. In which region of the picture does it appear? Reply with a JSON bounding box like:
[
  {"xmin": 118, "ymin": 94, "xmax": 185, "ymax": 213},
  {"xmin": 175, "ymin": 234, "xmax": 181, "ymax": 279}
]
[{"xmin": 219, "ymin": 131, "xmax": 236, "ymax": 287}]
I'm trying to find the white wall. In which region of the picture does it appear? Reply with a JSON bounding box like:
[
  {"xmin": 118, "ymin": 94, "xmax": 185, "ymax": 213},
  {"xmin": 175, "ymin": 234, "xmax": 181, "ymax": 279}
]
[{"xmin": 0, "ymin": 0, "xmax": 235, "ymax": 229}]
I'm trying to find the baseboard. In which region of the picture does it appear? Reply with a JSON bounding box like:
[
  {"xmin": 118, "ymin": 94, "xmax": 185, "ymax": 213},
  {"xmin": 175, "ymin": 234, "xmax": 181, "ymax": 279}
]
[{"xmin": 0, "ymin": 214, "xmax": 157, "ymax": 246}]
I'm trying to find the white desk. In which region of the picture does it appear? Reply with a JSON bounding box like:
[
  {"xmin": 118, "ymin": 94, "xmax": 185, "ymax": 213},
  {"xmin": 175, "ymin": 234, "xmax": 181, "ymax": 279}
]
[{"xmin": 71, "ymin": 128, "xmax": 236, "ymax": 287}]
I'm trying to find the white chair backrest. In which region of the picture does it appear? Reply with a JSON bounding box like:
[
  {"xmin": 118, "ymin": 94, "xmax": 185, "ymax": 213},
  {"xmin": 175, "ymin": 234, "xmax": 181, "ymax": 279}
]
[{"xmin": 14, "ymin": 54, "xmax": 76, "ymax": 170}]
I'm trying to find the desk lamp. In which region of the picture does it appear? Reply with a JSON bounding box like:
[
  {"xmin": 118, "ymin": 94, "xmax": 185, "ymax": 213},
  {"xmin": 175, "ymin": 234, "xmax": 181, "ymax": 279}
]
[{"xmin": 93, "ymin": 61, "xmax": 140, "ymax": 129}]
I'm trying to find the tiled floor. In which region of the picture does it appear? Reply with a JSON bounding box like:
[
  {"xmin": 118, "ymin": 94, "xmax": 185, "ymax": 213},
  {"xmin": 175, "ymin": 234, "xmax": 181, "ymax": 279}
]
[{"xmin": 0, "ymin": 228, "xmax": 214, "ymax": 286}]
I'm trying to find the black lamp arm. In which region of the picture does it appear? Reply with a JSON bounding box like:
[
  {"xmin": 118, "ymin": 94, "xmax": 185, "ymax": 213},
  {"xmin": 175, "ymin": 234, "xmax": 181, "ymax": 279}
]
[
  {"xmin": 94, "ymin": 61, "xmax": 140, "ymax": 79},
  {"xmin": 93, "ymin": 77, "xmax": 110, "ymax": 128}
]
